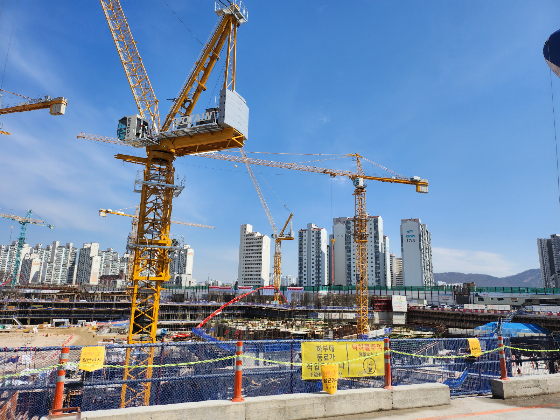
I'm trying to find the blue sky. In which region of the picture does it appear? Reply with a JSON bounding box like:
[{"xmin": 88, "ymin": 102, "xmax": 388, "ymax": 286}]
[{"xmin": 0, "ymin": 0, "xmax": 559, "ymax": 282}]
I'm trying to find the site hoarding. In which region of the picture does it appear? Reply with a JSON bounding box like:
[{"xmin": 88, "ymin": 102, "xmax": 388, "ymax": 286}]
[{"xmin": 301, "ymin": 341, "xmax": 384, "ymax": 380}]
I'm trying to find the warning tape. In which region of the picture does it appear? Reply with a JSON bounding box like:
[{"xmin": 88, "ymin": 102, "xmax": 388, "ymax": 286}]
[
  {"xmin": 505, "ymin": 345, "xmax": 560, "ymax": 353},
  {"xmin": 0, "ymin": 355, "xmax": 237, "ymax": 380},
  {"xmin": 390, "ymin": 348, "xmax": 499, "ymax": 359},
  {"xmin": 240, "ymin": 351, "xmax": 385, "ymax": 367}
]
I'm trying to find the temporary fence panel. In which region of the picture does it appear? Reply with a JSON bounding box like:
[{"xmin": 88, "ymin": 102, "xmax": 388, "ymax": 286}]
[{"xmin": 2, "ymin": 336, "xmax": 560, "ymax": 418}]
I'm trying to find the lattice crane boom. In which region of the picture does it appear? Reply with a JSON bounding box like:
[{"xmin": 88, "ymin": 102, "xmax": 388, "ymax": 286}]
[
  {"xmin": 0, "ymin": 89, "xmax": 67, "ymax": 135},
  {"xmin": 238, "ymin": 149, "xmax": 293, "ymax": 303},
  {"xmin": 99, "ymin": 208, "xmax": 215, "ymax": 229},
  {"xmin": 161, "ymin": 2, "xmax": 248, "ymax": 131},
  {"xmin": 239, "ymin": 149, "xmax": 277, "ymax": 236},
  {"xmin": 100, "ymin": 0, "xmax": 160, "ymax": 134},
  {"xmin": 197, "ymin": 152, "xmax": 429, "ymax": 192}
]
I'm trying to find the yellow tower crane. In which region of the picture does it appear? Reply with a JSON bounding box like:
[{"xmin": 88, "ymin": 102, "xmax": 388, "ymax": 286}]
[
  {"xmin": 239, "ymin": 149, "xmax": 294, "ymax": 303},
  {"xmin": 0, "ymin": 89, "xmax": 67, "ymax": 135},
  {"xmin": 78, "ymin": 0, "xmax": 249, "ymax": 407},
  {"xmin": 196, "ymin": 151, "xmax": 429, "ymax": 336}
]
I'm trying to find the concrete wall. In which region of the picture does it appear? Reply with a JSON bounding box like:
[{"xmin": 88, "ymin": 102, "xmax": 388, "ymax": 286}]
[
  {"xmin": 490, "ymin": 374, "xmax": 560, "ymax": 399},
  {"xmin": 81, "ymin": 384, "xmax": 449, "ymax": 420}
]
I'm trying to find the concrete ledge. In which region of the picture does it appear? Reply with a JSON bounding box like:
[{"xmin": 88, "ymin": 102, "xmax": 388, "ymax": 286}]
[
  {"xmin": 81, "ymin": 384, "xmax": 449, "ymax": 420},
  {"xmin": 392, "ymin": 383, "xmax": 450, "ymax": 409},
  {"xmin": 80, "ymin": 399, "xmax": 245, "ymax": 420},
  {"xmin": 491, "ymin": 373, "xmax": 560, "ymax": 399}
]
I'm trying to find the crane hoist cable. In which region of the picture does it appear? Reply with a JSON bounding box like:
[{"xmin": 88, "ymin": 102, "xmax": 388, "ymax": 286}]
[{"xmin": 160, "ymin": 0, "xmax": 204, "ymax": 45}]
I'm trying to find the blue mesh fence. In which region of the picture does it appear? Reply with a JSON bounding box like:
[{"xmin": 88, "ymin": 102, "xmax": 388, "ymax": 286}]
[
  {"xmin": 1, "ymin": 337, "xmax": 559, "ymax": 418},
  {"xmin": 390, "ymin": 337, "xmax": 506, "ymax": 396}
]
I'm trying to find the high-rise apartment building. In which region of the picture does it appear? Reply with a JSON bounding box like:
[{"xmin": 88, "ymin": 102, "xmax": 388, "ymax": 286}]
[
  {"xmin": 41, "ymin": 242, "xmax": 78, "ymax": 285},
  {"xmin": 390, "ymin": 253, "xmax": 403, "ymax": 287},
  {"xmin": 298, "ymin": 223, "xmax": 328, "ymax": 287},
  {"xmin": 170, "ymin": 244, "xmax": 194, "ymax": 287},
  {"xmin": 238, "ymin": 224, "xmax": 271, "ymax": 287},
  {"xmin": 537, "ymin": 235, "xmax": 560, "ymax": 288},
  {"xmin": 400, "ymin": 218, "xmax": 434, "ymax": 287},
  {"xmin": 76, "ymin": 243, "xmax": 102, "ymax": 285},
  {"xmin": 21, "ymin": 243, "xmax": 52, "ymax": 284},
  {"xmin": 331, "ymin": 216, "xmax": 390, "ymax": 287}
]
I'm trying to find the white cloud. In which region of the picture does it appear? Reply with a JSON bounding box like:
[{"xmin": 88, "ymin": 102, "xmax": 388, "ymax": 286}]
[{"xmin": 432, "ymin": 247, "xmax": 520, "ymax": 277}]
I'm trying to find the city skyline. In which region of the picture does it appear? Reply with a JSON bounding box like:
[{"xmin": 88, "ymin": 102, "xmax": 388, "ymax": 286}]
[{"xmin": 0, "ymin": 2, "xmax": 558, "ymax": 284}]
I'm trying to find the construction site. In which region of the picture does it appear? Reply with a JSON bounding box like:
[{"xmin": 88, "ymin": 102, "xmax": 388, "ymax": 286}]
[{"xmin": 2, "ymin": 1, "xmax": 560, "ymax": 419}]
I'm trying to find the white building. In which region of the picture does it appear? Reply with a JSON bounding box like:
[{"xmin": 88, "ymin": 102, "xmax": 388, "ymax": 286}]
[
  {"xmin": 390, "ymin": 253, "xmax": 403, "ymax": 287},
  {"xmin": 400, "ymin": 218, "xmax": 434, "ymax": 287},
  {"xmin": 537, "ymin": 235, "xmax": 560, "ymax": 288},
  {"xmin": 238, "ymin": 224, "xmax": 271, "ymax": 287},
  {"xmin": 298, "ymin": 223, "xmax": 328, "ymax": 287},
  {"xmin": 331, "ymin": 216, "xmax": 390, "ymax": 287},
  {"xmin": 21, "ymin": 244, "xmax": 51, "ymax": 284},
  {"xmin": 76, "ymin": 243, "xmax": 102, "ymax": 285},
  {"xmin": 170, "ymin": 244, "xmax": 195, "ymax": 287}
]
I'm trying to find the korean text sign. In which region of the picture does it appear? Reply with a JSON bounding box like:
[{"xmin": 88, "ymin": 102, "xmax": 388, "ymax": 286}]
[
  {"xmin": 78, "ymin": 346, "xmax": 105, "ymax": 372},
  {"xmin": 301, "ymin": 341, "xmax": 384, "ymax": 380}
]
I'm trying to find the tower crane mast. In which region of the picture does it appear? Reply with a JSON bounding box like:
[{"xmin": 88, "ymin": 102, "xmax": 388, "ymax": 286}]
[
  {"xmin": 239, "ymin": 149, "xmax": 293, "ymax": 303},
  {"xmin": 89, "ymin": 0, "xmax": 249, "ymax": 407},
  {"xmin": 0, "ymin": 210, "xmax": 54, "ymax": 286}
]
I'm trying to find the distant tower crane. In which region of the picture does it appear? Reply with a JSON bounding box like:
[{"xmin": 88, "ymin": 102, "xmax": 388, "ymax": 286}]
[
  {"xmin": 196, "ymin": 151, "xmax": 429, "ymax": 337},
  {"xmin": 239, "ymin": 149, "xmax": 293, "ymax": 303},
  {"xmin": 78, "ymin": 0, "xmax": 249, "ymax": 407},
  {"xmin": 0, "ymin": 89, "xmax": 67, "ymax": 135},
  {"xmin": 0, "ymin": 210, "xmax": 54, "ymax": 286}
]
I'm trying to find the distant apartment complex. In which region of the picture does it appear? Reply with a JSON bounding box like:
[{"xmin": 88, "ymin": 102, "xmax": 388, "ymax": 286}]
[
  {"xmin": 330, "ymin": 216, "xmax": 390, "ymax": 287},
  {"xmin": 537, "ymin": 234, "xmax": 560, "ymax": 288},
  {"xmin": 1, "ymin": 238, "xmax": 195, "ymax": 287},
  {"xmin": 238, "ymin": 224, "xmax": 271, "ymax": 287},
  {"xmin": 298, "ymin": 223, "xmax": 329, "ymax": 287},
  {"xmin": 400, "ymin": 218, "xmax": 434, "ymax": 287}
]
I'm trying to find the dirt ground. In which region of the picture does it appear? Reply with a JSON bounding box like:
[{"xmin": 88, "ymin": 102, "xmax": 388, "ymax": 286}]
[{"xmin": 0, "ymin": 327, "xmax": 128, "ymax": 348}]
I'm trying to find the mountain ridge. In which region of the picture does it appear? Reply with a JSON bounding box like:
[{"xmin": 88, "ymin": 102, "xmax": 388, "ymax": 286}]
[{"xmin": 433, "ymin": 269, "xmax": 542, "ymax": 287}]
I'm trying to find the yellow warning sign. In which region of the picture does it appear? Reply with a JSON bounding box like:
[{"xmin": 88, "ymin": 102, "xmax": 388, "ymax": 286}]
[
  {"xmin": 78, "ymin": 346, "xmax": 105, "ymax": 371},
  {"xmin": 467, "ymin": 338, "xmax": 482, "ymax": 357},
  {"xmin": 301, "ymin": 341, "xmax": 384, "ymax": 380}
]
